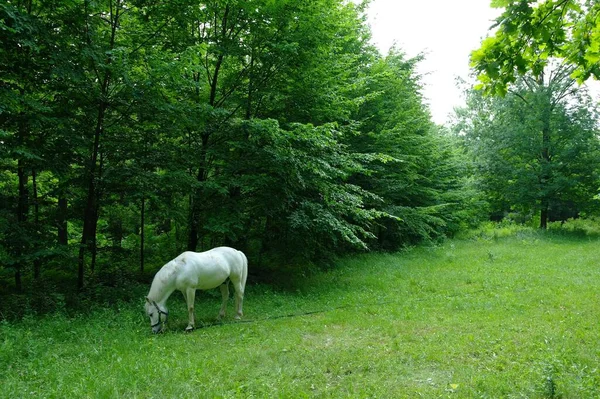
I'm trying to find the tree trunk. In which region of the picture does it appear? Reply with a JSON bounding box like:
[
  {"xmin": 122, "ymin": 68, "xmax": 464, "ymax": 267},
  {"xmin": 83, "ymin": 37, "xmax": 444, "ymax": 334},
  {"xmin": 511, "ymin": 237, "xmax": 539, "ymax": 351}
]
[
  {"xmin": 32, "ymin": 168, "xmax": 41, "ymax": 279},
  {"xmin": 187, "ymin": 132, "xmax": 210, "ymax": 251},
  {"xmin": 90, "ymin": 199, "xmax": 100, "ymax": 273},
  {"xmin": 539, "ymin": 100, "xmax": 551, "ymax": 230},
  {"xmin": 187, "ymin": 5, "xmax": 233, "ymax": 251},
  {"xmin": 78, "ymin": 0, "xmax": 120, "ymax": 289},
  {"xmin": 78, "ymin": 90, "xmax": 107, "ymax": 289},
  {"xmin": 540, "ymin": 200, "xmax": 549, "ymax": 230},
  {"xmin": 57, "ymin": 195, "xmax": 68, "ymax": 246},
  {"xmin": 15, "ymin": 159, "xmax": 28, "ymax": 292},
  {"xmin": 140, "ymin": 196, "xmax": 145, "ymax": 273},
  {"xmin": 187, "ymin": 196, "xmax": 198, "ymax": 251}
]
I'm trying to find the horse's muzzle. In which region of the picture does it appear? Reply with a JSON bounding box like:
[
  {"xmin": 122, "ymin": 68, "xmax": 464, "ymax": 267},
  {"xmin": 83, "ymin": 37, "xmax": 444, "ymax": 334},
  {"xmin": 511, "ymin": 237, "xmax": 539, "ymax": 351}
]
[{"xmin": 152, "ymin": 325, "xmax": 163, "ymax": 334}]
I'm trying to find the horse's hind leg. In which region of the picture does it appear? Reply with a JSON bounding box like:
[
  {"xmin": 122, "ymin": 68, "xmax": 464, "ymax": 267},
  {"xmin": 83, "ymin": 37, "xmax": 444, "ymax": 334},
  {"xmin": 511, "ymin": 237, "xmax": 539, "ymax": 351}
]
[
  {"xmin": 218, "ymin": 282, "xmax": 229, "ymax": 319},
  {"xmin": 232, "ymin": 280, "xmax": 244, "ymax": 319},
  {"xmin": 185, "ymin": 287, "xmax": 196, "ymax": 332}
]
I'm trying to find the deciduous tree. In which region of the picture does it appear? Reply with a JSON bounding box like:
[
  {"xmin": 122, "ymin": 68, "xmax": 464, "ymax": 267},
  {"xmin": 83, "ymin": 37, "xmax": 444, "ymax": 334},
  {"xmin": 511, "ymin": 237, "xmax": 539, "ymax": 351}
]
[
  {"xmin": 455, "ymin": 67, "xmax": 600, "ymax": 227},
  {"xmin": 471, "ymin": 0, "xmax": 600, "ymax": 95}
]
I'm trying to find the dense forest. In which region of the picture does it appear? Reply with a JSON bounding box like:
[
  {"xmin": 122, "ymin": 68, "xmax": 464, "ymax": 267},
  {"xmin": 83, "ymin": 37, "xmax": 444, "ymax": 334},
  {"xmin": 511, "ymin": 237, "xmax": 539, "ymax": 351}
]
[{"xmin": 1, "ymin": 0, "xmax": 599, "ymax": 318}]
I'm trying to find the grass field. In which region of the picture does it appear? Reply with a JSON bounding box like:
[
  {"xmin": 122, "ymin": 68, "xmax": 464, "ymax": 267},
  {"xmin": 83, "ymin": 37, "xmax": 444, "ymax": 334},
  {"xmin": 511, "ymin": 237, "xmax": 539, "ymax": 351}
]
[{"xmin": 2, "ymin": 229, "xmax": 600, "ymax": 398}]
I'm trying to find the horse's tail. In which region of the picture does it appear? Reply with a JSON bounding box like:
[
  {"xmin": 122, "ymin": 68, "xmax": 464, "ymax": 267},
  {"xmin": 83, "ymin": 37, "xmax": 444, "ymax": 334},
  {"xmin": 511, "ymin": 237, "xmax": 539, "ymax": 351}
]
[{"xmin": 239, "ymin": 250, "xmax": 248, "ymax": 292}]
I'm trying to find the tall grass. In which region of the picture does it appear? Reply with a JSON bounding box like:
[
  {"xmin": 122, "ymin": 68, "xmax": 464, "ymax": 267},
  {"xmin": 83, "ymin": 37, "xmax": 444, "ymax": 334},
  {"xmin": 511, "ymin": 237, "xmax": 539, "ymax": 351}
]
[{"xmin": 2, "ymin": 229, "xmax": 600, "ymax": 397}]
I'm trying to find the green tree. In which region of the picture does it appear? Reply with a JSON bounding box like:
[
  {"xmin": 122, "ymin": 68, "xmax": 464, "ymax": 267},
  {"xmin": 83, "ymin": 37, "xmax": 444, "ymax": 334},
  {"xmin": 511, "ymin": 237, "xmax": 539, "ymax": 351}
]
[
  {"xmin": 0, "ymin": 0, "xmax": 477, "ymax": 304},
  {"xmin": 0, "ymin": 1, "xmax": 65, "ymax": 290},
  {"xmin": 348, "ymin": 50, "xmax": 477, "ymax": 249},
  {"xmin": 164, "ymin": 0, "xmax": 375, "ymax": 252},
  {"xmin": 471, "ymin": 0, "xmax": 600, "ymax": 95},
  {"xmin": 455, "ymin": 68, "xmax": 600, "ymax": 227},
  {"xmin": 208, "ymin": 119, "xmax": 380, "ymax": 268}
]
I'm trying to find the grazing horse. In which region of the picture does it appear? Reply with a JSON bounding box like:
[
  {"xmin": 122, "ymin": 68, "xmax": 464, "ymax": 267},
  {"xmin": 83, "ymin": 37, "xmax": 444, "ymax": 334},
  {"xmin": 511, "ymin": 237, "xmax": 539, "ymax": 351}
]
[{"xmin": 144, "ymin": 247, "xmax": 248, "ymax": 333}]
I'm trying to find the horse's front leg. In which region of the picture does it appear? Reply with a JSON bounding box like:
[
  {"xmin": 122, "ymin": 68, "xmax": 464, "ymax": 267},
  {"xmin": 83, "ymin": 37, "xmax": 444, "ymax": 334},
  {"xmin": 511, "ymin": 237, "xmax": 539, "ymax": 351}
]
[
  {"xmin": 185, "ymin": 287, "xmax": 196, "ymax": 332},
  {"xmin": 218, "ymin": 282, "xmax": 229, "ymax": 319}
]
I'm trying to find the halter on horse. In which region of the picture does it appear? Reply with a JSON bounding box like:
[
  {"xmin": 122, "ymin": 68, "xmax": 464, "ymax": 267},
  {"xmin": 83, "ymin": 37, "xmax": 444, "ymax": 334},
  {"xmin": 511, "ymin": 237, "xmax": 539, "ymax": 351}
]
[
  {"xmin": 145, "ymin": 247, "xmax": 248, "ymax": 333},
  {"xmin": 148, "ymin": 300, "xmax": 169, "ymax": 331}
]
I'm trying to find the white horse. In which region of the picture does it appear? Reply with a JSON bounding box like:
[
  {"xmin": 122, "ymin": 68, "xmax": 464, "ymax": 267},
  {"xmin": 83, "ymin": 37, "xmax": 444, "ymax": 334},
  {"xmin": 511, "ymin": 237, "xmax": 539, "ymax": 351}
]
[{"xmin": 144, "ymin": 247, "xmax": 248, "ymax": 333}]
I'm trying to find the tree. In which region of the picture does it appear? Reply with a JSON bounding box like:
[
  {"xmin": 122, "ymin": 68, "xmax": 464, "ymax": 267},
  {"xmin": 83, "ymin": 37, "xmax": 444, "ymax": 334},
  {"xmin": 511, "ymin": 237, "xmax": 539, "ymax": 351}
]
[
  {"xmin": 0, "ymin": 0, "xmax": 478, "ymax": 304},
  {"xmin": 348, "ymin": 50, "xmax": 477, "ymax": 249},
  {"xmin": 471, "ymin": 0, "xmax": 600, "ymax": 95},
  {"xmin": 213, "ymin": 119, "xmax": 381, "ymax": 268},
  {"xmin": 165, "ymin": 0, "xmax": 376, "ymax": 252},
  {"xmin": 0, "ymin": 1, "xmax": 64, "ymax": 290},
  {"xmin": 454, "ymin": 67, "xmax": 600, "ymax": 228}
]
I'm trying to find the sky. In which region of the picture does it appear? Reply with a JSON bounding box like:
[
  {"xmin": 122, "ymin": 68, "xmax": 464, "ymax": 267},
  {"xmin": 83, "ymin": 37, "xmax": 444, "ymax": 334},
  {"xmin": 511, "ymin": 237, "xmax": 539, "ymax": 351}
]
[{"xmin": 364, "ymin": 0, "xmax": 502, "ymax": 124}]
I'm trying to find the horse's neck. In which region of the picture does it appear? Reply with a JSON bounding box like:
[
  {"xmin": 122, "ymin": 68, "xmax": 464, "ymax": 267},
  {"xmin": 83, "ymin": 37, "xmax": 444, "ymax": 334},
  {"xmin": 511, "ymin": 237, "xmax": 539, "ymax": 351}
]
[{"xmin": 148, "ymin": 265, "xmax": 177, "ymax": 304}]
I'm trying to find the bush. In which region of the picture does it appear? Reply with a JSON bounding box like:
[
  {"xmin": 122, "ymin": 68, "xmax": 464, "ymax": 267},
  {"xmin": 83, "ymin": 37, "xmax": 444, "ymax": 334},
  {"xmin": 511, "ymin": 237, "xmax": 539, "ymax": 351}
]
[
  {"xmin": 457, "ymin": 220, "xmax": 537, "ymax": 241},
  {"xmin": 548, "ymin": 217, "xmax": 600, "ymax": 237}
]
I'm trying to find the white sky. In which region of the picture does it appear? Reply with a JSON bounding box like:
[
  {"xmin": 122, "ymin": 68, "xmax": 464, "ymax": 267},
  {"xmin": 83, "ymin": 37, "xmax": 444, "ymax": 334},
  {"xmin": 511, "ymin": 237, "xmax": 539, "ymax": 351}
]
[{"xmin": 365, "ymin": 0, "xmax": 502, "ymax": 125}]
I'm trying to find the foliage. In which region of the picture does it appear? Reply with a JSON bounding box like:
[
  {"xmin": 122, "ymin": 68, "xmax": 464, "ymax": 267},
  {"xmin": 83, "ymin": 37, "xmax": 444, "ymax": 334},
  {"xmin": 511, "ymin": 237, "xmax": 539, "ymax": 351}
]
[
  {"xmin": 348, "ymin": 50, "xmax": 485, "ymax": 249},
  {"xmin": 453, "ymin": 68, "xmax": 600, "ymax": 228},
  {"xmin": 0, "ymin": 0, "xmax": 475, "ymax": 303},
  {"xmin": 471, "ymin": 0, "xmax": 600, "ymax": 95},
  {"xmin": 456, "ymin": 220, "xmax": 536, "ymax": 241},
  {"xmin": 548, "ymin": 216, "xmax": 600, "ymax": 236}
]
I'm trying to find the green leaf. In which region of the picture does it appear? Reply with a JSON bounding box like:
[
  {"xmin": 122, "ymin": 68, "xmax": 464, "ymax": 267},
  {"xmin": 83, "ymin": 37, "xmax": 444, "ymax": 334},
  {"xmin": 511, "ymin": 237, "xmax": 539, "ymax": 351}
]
[{"xmin": 490, "ymin": 0, "xmax": 511, "ymax": 8}]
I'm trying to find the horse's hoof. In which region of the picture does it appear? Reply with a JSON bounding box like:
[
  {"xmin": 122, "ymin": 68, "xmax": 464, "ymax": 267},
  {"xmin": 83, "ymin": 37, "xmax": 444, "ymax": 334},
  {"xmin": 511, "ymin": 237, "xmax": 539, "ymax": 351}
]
[{"xmin": 185, "ymin": 326, "xmax": 194, "ymax": 332}]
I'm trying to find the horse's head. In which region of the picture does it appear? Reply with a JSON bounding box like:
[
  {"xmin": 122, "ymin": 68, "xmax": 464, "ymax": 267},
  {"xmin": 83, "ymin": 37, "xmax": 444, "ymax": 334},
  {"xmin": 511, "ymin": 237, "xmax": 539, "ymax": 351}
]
[{"xmin": 145, "ymin": 297, "xmax": 168, "ymax": 334}]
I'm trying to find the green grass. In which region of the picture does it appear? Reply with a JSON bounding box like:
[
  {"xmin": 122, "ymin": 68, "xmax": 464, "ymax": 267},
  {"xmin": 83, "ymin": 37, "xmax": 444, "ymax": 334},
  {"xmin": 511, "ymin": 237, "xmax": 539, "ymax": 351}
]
[{"xmin": 2, "ymin": 230, "xmax": 600, "ymax": 398}]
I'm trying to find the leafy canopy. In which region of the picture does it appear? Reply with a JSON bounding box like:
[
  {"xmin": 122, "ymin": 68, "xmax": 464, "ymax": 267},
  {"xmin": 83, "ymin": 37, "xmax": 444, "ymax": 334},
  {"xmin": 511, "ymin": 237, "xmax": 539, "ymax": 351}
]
[{"xmin": 471, "ymin": 0, "xmax": 600, "ymax": 95}]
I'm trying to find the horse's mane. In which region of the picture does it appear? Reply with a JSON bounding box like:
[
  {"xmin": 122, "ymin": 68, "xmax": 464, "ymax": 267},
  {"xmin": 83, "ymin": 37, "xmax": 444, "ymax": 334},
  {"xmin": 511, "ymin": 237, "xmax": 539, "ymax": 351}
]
[
  {"xmin": 158, "ymin": 259, "xmax": 181, "ymax": 281},
  {"xmin": 148, "ymin": 259, "xmax": 181, "ymax": 301}
]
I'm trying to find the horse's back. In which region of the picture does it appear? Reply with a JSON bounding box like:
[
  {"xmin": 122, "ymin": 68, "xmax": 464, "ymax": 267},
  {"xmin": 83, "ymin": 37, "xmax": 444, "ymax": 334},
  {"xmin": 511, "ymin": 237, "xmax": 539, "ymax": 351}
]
[
  {"xmin": 207, "ymin": 247, "xmax": 247, "ymax": 281},
  {"xmin": 175, "ymin": 247, "xmax": 247, "ymax": 290}
]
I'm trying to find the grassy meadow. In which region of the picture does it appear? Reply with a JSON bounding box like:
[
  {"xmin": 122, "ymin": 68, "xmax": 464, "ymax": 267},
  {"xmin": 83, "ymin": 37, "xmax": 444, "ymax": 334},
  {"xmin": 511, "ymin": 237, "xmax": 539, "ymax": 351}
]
[{"xmin": 2, "ymin": 227, "xmax": 600, "ymax": 398}]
